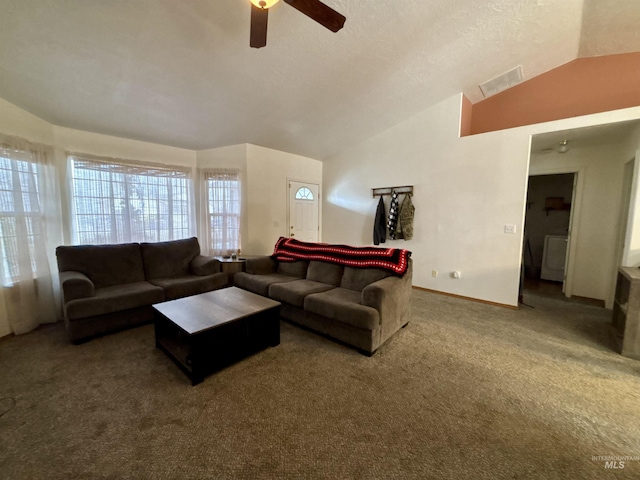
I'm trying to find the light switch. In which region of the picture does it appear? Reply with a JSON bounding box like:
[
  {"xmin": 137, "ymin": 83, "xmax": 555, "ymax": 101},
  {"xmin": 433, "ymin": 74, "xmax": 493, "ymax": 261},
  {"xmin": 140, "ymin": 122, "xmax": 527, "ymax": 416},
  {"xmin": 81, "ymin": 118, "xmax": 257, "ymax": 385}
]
[{"xmin": 504, "ymin": 224, "xmax": 516, "ymax": 234}]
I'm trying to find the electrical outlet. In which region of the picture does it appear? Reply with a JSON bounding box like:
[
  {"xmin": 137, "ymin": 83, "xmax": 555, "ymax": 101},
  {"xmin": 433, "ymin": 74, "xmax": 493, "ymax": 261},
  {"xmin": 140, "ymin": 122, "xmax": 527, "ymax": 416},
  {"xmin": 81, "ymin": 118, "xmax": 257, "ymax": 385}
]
[
  {"xmin": 452, "ymin": 271, "xmax": 461, "ymax": 279},
  {"xmin": 504, "ymin": 224, "xmax": 516, "ymax": 234},
  {"xmin": 432, "ymin": 270, "xmax": 438, "ymax": 277}
]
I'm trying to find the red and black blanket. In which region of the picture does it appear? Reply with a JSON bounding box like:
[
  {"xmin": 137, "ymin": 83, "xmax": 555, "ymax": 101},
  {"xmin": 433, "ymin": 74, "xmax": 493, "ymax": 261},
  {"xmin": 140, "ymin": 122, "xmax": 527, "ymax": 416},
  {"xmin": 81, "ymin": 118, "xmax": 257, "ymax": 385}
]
[{"xmin": 272, "ymin": 237, "xmax": 411, "ymax": 275}]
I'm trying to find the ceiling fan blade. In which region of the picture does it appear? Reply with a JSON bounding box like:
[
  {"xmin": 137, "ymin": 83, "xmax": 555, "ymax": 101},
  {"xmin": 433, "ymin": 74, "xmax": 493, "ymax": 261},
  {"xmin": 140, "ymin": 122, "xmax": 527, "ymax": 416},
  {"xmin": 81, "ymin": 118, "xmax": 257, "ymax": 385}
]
[
  {"xmin": 250, "ymin": 4, "xmax": 268, "ymax": 48},
  {"xmin": 283, "ymin": 0, "xmax": 346, "ymax": 33}
]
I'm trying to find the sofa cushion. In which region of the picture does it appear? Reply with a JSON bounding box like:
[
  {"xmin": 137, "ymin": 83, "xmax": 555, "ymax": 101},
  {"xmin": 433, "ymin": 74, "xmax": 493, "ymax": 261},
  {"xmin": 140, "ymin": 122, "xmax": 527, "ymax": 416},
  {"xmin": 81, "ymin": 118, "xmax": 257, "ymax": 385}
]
[
  {"xmin": 141, "ymin": 237, "xmax": 200, "ymax": 280},
  {"xmin": 56, "ymin": 243, "xmax": 145, "ymax": 289},
  {"xmin": 304, "ymin": 287, "xmax": 380, "ymax": 330},
  {"xmin": 65, "ymin": 282, "xmax": 165, "ymax": 320},
  {"xmin": 150, "ymin": 274, "xmax": 228, "ymax": 301},
  {"xmin": 340, "ymin": 267, "xmax": 392, "ymax": 292},
  {"xmin": 189, "ymin": 255, "xmax": 221, "ymax": 276},
  {"xmin": 59, "ymin": 271, "xmax": 95, "ymax": 302},
  {"xmin": 245, "ymin": 256, "xmax": 277, "ymax": 275},
  {"xmin": 277, "ymin": 260, "xmax": 308, "ymax": 278},
  {"xmin": 269, "ymin": 279, "xmax": 335, "ymax": 308},
  {"xmin": 234, "ymin": 272, "xmax": 299, "ymax": 297},
  {"xmin": 306, "ymin": 261, "xmax": 344, "ymax": 286}
]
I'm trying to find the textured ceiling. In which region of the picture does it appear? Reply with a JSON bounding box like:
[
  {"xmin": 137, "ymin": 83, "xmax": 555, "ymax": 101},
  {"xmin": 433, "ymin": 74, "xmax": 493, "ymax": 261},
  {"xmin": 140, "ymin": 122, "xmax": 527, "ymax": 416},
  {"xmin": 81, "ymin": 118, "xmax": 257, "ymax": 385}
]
[{"xmin": 0, "ymin": 0, "xmax": 639, "ymax": 160}]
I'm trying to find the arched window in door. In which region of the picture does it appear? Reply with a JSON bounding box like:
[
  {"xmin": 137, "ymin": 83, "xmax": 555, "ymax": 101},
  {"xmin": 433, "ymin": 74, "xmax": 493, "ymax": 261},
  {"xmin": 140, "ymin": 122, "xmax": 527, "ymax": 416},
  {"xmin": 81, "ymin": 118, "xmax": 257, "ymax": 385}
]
[{"xmin": 295, "ymin": 187, "xmax": 314, "ymax": 201}]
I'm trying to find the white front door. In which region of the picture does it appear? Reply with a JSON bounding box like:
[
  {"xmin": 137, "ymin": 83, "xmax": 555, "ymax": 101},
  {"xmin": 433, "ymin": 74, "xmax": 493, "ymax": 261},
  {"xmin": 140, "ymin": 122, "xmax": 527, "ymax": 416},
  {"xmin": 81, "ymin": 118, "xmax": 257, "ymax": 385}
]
[{"xmin": 288, "ymin": 181, "xmax": 319, "ymax": 242}]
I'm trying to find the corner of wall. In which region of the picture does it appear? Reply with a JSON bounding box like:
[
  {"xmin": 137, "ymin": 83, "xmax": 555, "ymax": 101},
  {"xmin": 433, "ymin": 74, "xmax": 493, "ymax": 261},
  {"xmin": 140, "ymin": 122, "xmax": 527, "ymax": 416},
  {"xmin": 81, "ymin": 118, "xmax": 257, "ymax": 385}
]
[
  {"xmin": 0, "ymin": 97, "xmax": 54, "ymax": 144},
  {"xmin": 460, "ymin": 94, "xmax": 473, "ymax": 138}
]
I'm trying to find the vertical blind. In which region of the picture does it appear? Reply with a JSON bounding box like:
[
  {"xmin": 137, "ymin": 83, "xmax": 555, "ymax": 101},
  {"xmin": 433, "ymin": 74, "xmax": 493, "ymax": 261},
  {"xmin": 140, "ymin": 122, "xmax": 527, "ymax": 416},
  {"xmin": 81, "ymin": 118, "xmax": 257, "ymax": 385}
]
[
  {"xmin": 202, "ymin": 168, "xmax": 241, "ymax": 256},
  {"xmin": 69, "ymin": 154, "xmax": 194, "ymax": 245}
]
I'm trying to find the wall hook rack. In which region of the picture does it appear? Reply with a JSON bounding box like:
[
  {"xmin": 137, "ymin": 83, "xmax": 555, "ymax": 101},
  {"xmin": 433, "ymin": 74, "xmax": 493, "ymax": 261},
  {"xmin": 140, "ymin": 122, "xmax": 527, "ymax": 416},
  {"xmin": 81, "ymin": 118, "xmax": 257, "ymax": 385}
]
[{"xmin": 372, "ymin": 185, "xmax": 413, "ymax": 198}]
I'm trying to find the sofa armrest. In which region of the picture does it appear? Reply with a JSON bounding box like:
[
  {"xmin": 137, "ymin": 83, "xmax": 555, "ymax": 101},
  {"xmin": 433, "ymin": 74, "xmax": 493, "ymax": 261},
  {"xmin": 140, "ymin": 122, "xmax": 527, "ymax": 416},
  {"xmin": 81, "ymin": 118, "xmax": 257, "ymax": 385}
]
[
  {"xmin": 245, "ymin": 256, "xmax": 277, "ymax": 275},
  {"xmin": 189, "ymin": 255, "xmax": 221, "ymax": 276},
  {"xmin": 361, "ymin": 262, "xmax": 413, "ymax": 326},
  {"xmin": 59, "ymin": 271, "xmax": 95, "ymax": 303}
]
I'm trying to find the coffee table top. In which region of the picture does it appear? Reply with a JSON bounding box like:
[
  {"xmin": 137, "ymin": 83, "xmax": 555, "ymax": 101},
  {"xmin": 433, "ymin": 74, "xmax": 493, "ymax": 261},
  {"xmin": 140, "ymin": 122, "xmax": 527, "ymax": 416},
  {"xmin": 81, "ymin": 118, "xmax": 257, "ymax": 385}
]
[{"xmin": 152, "ymin": 287, "xmax": 281, "ymax": 335}]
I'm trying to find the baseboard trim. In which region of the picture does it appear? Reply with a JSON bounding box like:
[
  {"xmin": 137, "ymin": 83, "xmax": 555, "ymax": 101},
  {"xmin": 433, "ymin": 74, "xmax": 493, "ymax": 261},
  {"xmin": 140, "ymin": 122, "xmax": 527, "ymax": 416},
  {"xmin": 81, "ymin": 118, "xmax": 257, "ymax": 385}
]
[
  {"xmin": 412, "ymin": 285, "xmax": 519, "ymax": 310},
  {"xmin": 0, "ymin": 332, "xmax": 15, "ymax": 343}
]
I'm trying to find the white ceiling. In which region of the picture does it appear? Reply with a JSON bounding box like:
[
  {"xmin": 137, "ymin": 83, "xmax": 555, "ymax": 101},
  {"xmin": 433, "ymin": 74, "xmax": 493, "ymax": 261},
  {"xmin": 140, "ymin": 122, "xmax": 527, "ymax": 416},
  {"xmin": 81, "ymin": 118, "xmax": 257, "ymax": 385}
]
[
  {"xmin": 531, "ymin": 120, "xmax": 640, "ymax": 154},
  {"xmin": 1, "ymin": 0, "xmax": 639, "ymax": 160}
]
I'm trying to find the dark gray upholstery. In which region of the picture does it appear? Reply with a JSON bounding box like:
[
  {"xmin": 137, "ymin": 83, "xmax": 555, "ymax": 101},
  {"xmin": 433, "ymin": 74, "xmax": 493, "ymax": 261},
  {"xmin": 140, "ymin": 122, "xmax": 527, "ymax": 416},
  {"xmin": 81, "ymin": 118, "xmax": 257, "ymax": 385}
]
[
  {"xmin": 280, "ymin": 304, "xmax": 379, "ymax": 354},
  {"xmin": 65, "ymin": 282, "xmax": 165, "ymax": 320},
  {"xmin": 59, "ymin": 271, "xmax": 94, "ymax": 302},
  {"xmin": 190, "ymin": 255, "xmax": 222, "ymax": 276},
  {"xmin": 341, "ymin": 266, "xmax": 392, "ymax": 291},
  {"xmin": 277, "ymin": 260, "xmax": 309, "ymax": 277},
  {"xmin": 269, "ymin": 279, "xmax": 335, "ymax": 307},
  {"xmin": 56, "ymin": 238, "xmax": 228, "ymax": 343},
  {"xmin": 304, "ymin": 288, "xmax": 379, "ymax": 330},
  {"xmin": 141, "ymin": 237, "xmax": 200, "ymax": 279},
  {"xmin": 150, "ymin": 274, "xmax": 228, "ymax": 301},
  {"xmin": 235, "ymin": 253, "xmax": 412, "ymax": 355},
  {"xmin": 234, "ymin": 272, "xmax": 299, "ymax": 297},
  {"xmin": 245, "ymin": 256, "xmax": 277, "ymax": 275},
  {"xmin": 56, "ymin": 243, "xmax": 145, "ymax": 288},
  {"xmin": 235, "ymin": 256, "xmax": 307, "ymax": 297},
  {"xmin": 306, "ymin": 261, "xmax": 343, "ymax": 286}
]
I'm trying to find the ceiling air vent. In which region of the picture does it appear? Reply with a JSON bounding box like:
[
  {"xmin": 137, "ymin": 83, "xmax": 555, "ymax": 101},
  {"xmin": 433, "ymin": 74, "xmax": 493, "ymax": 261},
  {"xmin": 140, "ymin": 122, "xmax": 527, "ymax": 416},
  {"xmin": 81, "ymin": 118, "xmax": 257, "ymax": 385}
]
[{"xmin": 479, "ymin": 66, "xmax": 523, "ymax": 98}]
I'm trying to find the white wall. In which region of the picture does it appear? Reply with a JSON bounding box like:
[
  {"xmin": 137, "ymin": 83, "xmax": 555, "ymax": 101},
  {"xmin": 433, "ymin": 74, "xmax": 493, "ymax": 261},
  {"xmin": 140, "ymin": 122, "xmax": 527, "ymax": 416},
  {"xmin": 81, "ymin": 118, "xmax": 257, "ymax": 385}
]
[
  {"xmin": 195, "ymin": 144, "xmax": 323, "ymax": 256},
  {"xmin": 246, "ymin": 144, "xmax": 323, "ymax": 255},
  {"xmin": 529, "ymin": 142, "xmax": 631, "ymax": 307},
  {"xmin": 54, "ymin": 126, "xmax": 196, "ymax": 168},
  {"xmin": 0, "ymin": 98, "xmax": 54, "ymax": 144},
  {"xmin": 323, "ymin": 94, "xmax": 640, "ymax": 307},
  {"xmin": 324, "ymin": 95, "xmax": 529, "ymax": 306}
]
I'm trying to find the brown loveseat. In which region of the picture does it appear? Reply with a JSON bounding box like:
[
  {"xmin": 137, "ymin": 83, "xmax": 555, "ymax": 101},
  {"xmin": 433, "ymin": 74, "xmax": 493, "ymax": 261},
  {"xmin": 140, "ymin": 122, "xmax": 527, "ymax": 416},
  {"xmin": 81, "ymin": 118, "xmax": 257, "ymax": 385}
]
[
  {"xmin": 56, "ymin": 237, "xmax": 228, "ymax": 343},
  {"xmin": 234, "ymin": 245, "xmax": 412, "ymax": 355}
]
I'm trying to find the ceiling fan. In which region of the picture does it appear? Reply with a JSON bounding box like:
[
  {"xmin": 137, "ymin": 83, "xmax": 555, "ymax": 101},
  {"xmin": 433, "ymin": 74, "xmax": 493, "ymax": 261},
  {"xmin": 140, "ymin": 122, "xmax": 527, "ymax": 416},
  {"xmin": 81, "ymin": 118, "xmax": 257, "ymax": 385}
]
[{"xmin": 249, "ymin": 0, "xmax": 346, "ymax": 48}]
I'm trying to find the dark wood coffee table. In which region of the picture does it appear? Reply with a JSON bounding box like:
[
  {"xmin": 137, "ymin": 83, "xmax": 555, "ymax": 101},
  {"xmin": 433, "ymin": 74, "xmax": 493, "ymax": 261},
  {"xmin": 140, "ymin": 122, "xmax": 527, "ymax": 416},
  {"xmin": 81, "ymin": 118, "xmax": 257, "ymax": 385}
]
[{"xmin": 153, "ymin": 287, "xmax": 281, "ymax": 385}]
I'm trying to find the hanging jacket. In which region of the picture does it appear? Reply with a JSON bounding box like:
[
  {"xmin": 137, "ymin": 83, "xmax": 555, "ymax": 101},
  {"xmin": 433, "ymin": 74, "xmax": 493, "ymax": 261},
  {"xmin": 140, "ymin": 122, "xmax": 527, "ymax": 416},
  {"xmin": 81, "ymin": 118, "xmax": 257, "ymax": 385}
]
[
  {"xmin": 387, "ymin": 191, "xmax": 399, "ymax": 240},
  {"xmin": 397, "ymin": 194, "xmax": 415, "ymax": 240},
  {"xmin": 373, "ymin": 196, "xmax": 387, "ymax": 245}
]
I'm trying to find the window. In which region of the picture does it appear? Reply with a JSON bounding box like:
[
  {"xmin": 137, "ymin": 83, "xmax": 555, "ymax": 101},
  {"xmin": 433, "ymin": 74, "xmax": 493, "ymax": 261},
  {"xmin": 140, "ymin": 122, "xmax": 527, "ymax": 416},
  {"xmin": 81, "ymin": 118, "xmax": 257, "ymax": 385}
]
[
  {"xmin": 202, "ymin": 169, "xmax": 241, "ymax": 256},
  {"xmin": 0, "ymin": 134, "xmax": 58, "ymax": 335},
  {"xmin": 295, "ymin": 186, "xmax": 314, "ymax": 200},
  {"xmin": 0, "ymin": 149, "xmax": 45, "ymax": 284},
  {"xmin": 69, "ymin": 154, "xmax": 193, "ymax": 244}
]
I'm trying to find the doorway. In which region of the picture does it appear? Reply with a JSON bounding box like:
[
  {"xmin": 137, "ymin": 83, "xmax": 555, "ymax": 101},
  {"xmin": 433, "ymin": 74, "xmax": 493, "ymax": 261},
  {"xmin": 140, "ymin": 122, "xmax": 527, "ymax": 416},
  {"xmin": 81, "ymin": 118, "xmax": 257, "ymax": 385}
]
[
  {"xmin": 523, "ymin": 173, "xmax": 575, "ymax": 300},
  {"xmin": 288, "ymin": 180, "xmax": 320, "ymax": 242}
]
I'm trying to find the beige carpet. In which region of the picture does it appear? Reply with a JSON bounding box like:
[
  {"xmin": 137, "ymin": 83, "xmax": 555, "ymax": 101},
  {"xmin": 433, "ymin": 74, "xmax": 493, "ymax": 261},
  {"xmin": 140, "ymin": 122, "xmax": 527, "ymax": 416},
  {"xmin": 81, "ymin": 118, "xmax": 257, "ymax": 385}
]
[{"xmin": 1, "ymin": 288, "xmax": 639, "ymax": 479}]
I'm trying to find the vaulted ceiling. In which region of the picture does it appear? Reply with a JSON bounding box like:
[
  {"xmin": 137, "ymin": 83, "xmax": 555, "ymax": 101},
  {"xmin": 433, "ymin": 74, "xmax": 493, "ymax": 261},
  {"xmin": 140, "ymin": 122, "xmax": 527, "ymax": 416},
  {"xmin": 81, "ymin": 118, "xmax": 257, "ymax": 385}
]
[{"xmin": 1, "ymin": 0, "xmax": 639, "ymax": 160}]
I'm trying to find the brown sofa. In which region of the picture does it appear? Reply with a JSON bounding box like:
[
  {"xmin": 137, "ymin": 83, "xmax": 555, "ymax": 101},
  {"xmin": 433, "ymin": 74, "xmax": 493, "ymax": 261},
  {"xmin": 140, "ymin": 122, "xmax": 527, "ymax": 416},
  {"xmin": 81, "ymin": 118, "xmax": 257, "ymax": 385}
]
[
  {"xmin": 56, "ymin": 237, "xmax": 228, "ymax": 343},
  {"xmin": 234, "ymin": 256, "xmax": 412, "ymax": 355}
]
